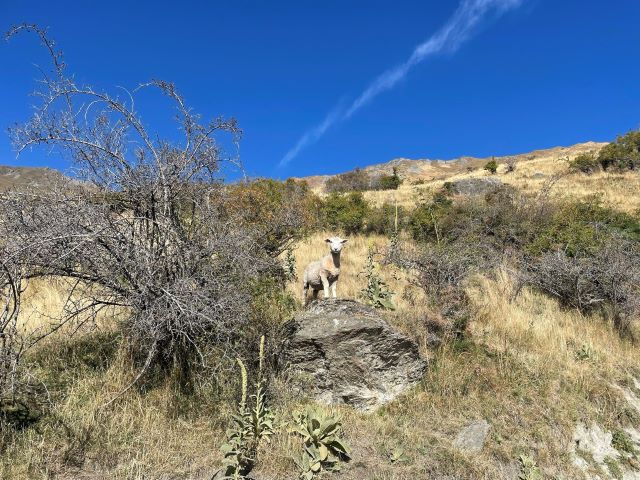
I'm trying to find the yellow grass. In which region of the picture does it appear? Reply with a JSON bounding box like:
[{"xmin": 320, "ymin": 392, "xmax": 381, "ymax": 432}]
[
  {"xmin": 362, "ymin": 149, "xmax": 640, "ymax": 213},
  {"xmin": 4, "ymin": 239, "xmax": 640, "ymax": 479}
]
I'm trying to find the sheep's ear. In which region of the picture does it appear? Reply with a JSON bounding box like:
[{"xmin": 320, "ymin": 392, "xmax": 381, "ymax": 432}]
[
  {"xmin": 325, "ymin": 238, "xmax": 331, "ymax": 243},
  {"xmin": 341, "ymin": 239, "xmax": 348, "ymax": 244}
]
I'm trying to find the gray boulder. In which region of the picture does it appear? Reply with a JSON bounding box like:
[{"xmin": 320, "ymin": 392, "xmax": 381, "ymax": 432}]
[
  {"xmin": 449, "ymin": 177, "xmax": 502, "ymax": 196},
  {"xmin": 453, "ymin": 419, "xmax": 491, "ymax": 453},
  {"xmin": 277, "ymin": 299, "xmax": 427, "ymax": 411}
]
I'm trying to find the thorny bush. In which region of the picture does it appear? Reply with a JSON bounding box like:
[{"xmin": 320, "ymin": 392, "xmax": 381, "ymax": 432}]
[{"xmin": 0, "ymin": 25, "xmax": 302, "ymax": 406}]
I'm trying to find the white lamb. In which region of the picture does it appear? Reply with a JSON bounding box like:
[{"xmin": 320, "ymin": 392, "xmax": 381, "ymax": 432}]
[{"xmin": 302, "ymin": 236, "xmax": 347, "ymax": 304}]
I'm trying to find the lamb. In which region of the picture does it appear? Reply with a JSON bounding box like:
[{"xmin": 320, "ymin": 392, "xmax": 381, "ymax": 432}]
[{"xmin": 302, "ymin": 236, "xmax": 347, "ymax": 304}]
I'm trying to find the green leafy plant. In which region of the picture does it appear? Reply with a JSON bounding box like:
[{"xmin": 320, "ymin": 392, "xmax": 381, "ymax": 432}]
[
  {"xmin": 518, "ymin": 454, "xmax": 543, "ymax": 480},
  {"xmin": 376, "ymin": 167, "xmax": 402, "ymax": 190},
  {"xmin": 484, "ymin": 158, "xmax": 498, "ymax": 174},
  {"xmin": 291, "ymin": 408, "xmax": 350, "ymax": 479},
  {"xmin": 359, "ymin": 248, "xmax": 396, "ymax": 310},
  {"xmin": 575, "ymin": 343, "xmax": 595, "ymax": 361},
  {"xmin": 612, "ymin": 430, "xmax": 637, "ymax": 455},
  {"xmin": 219, "ymin": 336, "xmax": 276, "ymax": 479},
  {"xmin": 568, "ymin": 152, "xmax": 600, "ymax": 174},
  {"xmin": 284, "ymin": 248, "xmax": 297, "ymax": 282},
  {"xmin": 388, "ymin": 446, "xmax": 408, "ymax": 464}
]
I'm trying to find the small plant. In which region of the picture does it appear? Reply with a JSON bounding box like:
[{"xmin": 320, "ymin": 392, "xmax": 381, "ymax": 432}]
[
  {"xmin": 484, "ymin": 158, "xmax": 498, "ymax": 175},
  {"xmin": 360, "ymin": 248, "xmax": 396, "ymax": 310},
  {"xmin": 291, "ymin": 408, "xmax": 350, "ymax": 479},
  {"xmin": 388, "ymin": 446, "xmax": 409, "ymax": 464},
  {"xmin": 219, "ymin": 336, "xmax": 276, "ymax": 479},
  {"xmin": 518, "ymin": 454, "xmax": 543, "ymax": 480},
  {"xmin": 505, "ymin": 157, "xmax": 517, "ymax": 173},
  {"xmin": 574, "ymin": 343, "xmax": 595, "ymax": 361},
  {"xmin": 604, "ymin": 456, "xmax": 623, "ymax": 479},
  {"xmin": 612, "ymin": 430, "xmax": 637, "ymax": 455},
  {"xmin": 284, "ymin": 248, "xmax": 297, "ymax": 282}
]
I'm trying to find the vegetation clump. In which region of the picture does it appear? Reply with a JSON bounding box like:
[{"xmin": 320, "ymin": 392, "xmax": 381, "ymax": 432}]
[
  {"xmin": 291, "ymin": 408, "xmax": 350, "ymax": 479},
  {"xmin": 484, "ymin": 158, "xmax": 498, "ymax": 174}
]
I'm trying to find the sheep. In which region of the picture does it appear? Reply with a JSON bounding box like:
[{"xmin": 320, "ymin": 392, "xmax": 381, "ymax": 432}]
[{"xmin": 303, "ymin": 236, "xmax": 347, "ymax": 304}]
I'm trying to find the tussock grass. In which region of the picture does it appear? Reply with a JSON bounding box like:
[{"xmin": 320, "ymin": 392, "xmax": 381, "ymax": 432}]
[{"xmin": 4, "ymin": 199, "xmax": 640, "ymax": 478}]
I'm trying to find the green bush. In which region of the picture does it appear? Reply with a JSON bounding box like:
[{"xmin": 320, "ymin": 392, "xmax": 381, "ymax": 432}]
[
  {"xmin": 484, "ymin": 159, "xmax": 498, "ymax": 174},
  {"xmin": 598, "ymin": 130, "xmax": 640, "ymax": 172},
  {"xmin": 568, "ymin": 152, "xmax": 601, "ymax": 174},
  {"xmin": 321, "ymin": 192, "xmax": 370, "ymax": 235},
  {"xmin": 365, "ymin": 202, "xmax": 407, "ymax": 235},
  {"xmin": 374, "ymin": 167, "xmax": 402, "ymax": 190},
  {"xmin": 324, "ymin": 168, "xmax": 371, "ymax": 193}
]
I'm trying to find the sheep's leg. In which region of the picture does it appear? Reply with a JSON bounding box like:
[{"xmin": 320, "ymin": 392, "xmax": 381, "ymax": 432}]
[
  {"xmin": 303, "ymin": 283, "xmax": 309, "ymax": 305},
  {"xmin": 331, "ymin": 282, "xmax": 337, "ymax": 298},
  {"xmin": 321, "ymin": 275, "xmax": 330, "ymax": 299},
  {"xmin": 312, "ymin": 289, "xmax": 319, "ymax": 300}
]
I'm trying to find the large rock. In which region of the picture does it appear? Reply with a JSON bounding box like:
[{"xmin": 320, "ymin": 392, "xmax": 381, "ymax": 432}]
[
  {"xmin": 277, "ymin": 299, "xmax": 427, "ymax": 411},
  {"xmin": 449, "ymin": 177, "xmax": 502, "ymax": 196}
]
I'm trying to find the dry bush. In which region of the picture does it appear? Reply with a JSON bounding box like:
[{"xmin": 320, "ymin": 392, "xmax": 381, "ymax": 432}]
[
  {"xmin": 521, "ymin": 238, "xmax": 640, "ymax": 332},
  {"xmin": 0, "ymin": 25, "xmax": 291, "ymax": 406}
]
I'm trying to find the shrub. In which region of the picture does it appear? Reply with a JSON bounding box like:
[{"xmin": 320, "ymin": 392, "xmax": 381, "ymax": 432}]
[
  {"xmin": 321, "ymin": 192, "xmax": 370, "ymax": 235},
  {"xmin": 226, "ymin": 178, "xmax": 320, "ymax": 256},
  {"xmin": 374, "ymin": 167, "xmax": 402, "ymax": 190},
  {"xmin": 408, "ymin": 192, "xmax": 454, "ymax": 243},
  {"xmin": 365, "ymin": 202, "xmax": 407, "ymax": 236},
  {"xmin": 484, "ymin": 159, "xmax": 498, "ymax": 174},
  {"xmin": 568, "ymin": 152, "xmax": 600, "ymax": 174},
  {"xmin": 598, "ymin": 130, "xmax": 640, "ymax": 172},
  {"xmin": 522, "ymin": 238, "xmax": 640, "ymax": 332},
  {"xmin": 1, "ymin": 25, "xmax": 294, "ymax": 399},
  {"xmin": 324, "ymin": 168, "xmax": 371, "ymax": 193},
  {"xmin": 505, "ymin": 157, "xmax": 517, "ymax": 173}
]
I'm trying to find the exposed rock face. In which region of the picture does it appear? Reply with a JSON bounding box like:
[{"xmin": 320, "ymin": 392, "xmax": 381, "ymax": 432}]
[
  {"xmin": 277, "ymin": 299, "xmax": 427, "ymax": 411},
  {"xmin": 449, "ymin": 177, "xmax": 502, "ymax": 196},
  {"xmin": 453, "ymin": 419, "xmax": 491, "ymax": 453}
]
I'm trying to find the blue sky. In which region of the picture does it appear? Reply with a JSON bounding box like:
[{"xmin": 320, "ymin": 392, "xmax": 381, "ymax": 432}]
[{"xmin": 1, "ymin": 0, "xmax": 640, "ymax": 179}]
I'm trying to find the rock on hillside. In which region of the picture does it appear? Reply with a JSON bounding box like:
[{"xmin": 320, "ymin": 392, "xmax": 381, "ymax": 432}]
[
  {"xmin": 448, "ymin": 177, "xmax": 503, "ymax": 196},
  {"xmin": 277, "ymin": 299, "xmax": 427, "ymax": 411}
]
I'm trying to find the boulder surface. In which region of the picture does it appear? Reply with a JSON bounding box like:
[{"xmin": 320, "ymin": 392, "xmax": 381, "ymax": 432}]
[
  {"xmin": 277, "ymin": 299, "xmax": 427, "ymax": 411},
  {"xmin": 449, "ymin": 177, "xmax": 502, "ymax": 196}
]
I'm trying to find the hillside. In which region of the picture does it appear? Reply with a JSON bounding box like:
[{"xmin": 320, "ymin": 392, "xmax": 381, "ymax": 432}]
[
  {"xmin": 3, "ymin": 136, "xmax": 640, "ymax": 480},
  {"xmin": 0, "ymin": 165, "xmax": 70, "ymax": 190},
  {"xmin": 296, "ymin": 141, "xmax": 640, "ymax": 215},
  {"xmin": 297, "ymin": 141, "xmax": 606, "ymax": 192}
]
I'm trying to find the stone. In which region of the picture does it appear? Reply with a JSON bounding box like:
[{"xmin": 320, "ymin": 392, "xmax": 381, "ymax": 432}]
[
  {"xmin": 277, "ymin": 299, "xmax": 427, "ymax": 411},
  {"xmin": 572, "ymin": 423, "xmax": 618, "ymax": 464},
  {"xmin": 449, "ymin": 177, "xmax": 502, "ymax": 196},
  {"xmin": 453, "ymin": 419, "xmax": 491, "ymax": 453}
]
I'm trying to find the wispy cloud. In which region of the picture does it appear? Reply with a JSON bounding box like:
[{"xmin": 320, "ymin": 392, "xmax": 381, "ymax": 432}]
[{"xmin": 279, "ymin": 0, "xmax": 524, "ymax": 167}]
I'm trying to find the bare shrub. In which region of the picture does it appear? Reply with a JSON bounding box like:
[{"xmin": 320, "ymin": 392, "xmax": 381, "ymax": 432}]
[
  {"xmin": 391, "ymin": 241, "xmax": 494, "ymax": 335},
  {"xmin": 0, "ymin": 25, "xmax": 290, "ymax": 401},
  {"xmin": 521, "ymin": 238, "xmax": 640, "ymax": 332},
  {"xmin": 505, "ymin": 157, "xmax": 517, "ymax": 173}
]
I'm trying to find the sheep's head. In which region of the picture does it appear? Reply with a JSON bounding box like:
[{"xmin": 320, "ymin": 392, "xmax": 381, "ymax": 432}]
[{"xmin": 325, "ymin": 236, "xmax": 348, "ymax": 254}]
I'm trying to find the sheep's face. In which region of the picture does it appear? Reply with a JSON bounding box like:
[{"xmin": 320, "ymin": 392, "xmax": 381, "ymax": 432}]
[{"xmin": 326, "ymin": 237, "xmax": 347, "ymax": 254}]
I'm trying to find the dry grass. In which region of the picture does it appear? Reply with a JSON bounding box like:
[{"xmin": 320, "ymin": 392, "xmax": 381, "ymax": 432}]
[
  {"xmin": 362, "ymin": 149, "xmax": 640, "ymax": 213},
  {"xmin": 4, "ymin": 204, "xmax": 640, "ymax": 478}
]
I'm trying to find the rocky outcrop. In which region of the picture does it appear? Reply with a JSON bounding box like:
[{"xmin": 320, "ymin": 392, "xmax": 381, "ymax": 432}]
[
  {"xmin": 448, "ymin": 177, "xmax": 502, "ymax": 196},
  {"xmin": 277, "ymin": 299, "xmax": 427, "ymax": 411}
]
